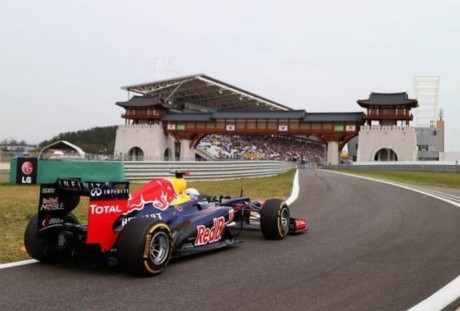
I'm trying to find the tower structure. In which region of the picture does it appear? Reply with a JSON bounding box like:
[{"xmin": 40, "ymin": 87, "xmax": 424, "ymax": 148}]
[
  {"xmin": 414, "ymin": 76, "xmax": 440, "ymax": 127},
  {"xmin": 114, "ymin": 96, "xmax": 179, "ymax": 161},
  {"xmin": 356, "ymin": 92, "xmax": 418, "ymax": 162}
]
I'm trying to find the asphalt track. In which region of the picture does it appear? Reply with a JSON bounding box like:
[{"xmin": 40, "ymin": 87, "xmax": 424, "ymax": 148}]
[{"xmin": 2, "ymin": 169, "xmax": 460, "ymax": 311}]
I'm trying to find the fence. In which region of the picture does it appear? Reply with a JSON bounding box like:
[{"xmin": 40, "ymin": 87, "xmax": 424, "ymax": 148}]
[{"xmin": 123, "ymin": 160, "xmax": 295, "ymax": 182}]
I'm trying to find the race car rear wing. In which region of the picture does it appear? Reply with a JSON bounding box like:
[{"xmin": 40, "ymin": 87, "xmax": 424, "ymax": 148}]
[{"xmin": 38, "ymin": 179, "xmax": 130, "ymax": 232}]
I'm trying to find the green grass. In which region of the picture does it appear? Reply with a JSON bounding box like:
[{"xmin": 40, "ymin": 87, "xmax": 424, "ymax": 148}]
[
  {"xmin": 334, "ymin": 169, "xmax": 460, "ymax": 189},
  {"xmin": 0, "ymin": 170, "xmax": 295, "ymax": 264}
]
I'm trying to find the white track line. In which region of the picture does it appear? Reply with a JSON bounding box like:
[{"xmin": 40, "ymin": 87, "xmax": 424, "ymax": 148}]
[
  {"xmin": 408, "ymin": 186, "xmax": 460, "ymax": 204},
  {"xmin": 324, "ymin": 170, "xmax": 460, "ymax": 310},
  {"xmin": 285, "ymin": 169, "xmax": 299, "ymax": 206},
  {"xmin": 0, "ymin": 259, "xmax": 37, "ymax": 269}
]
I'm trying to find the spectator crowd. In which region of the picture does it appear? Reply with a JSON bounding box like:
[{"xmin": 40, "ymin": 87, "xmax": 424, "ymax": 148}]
[{"xmin": 198, "ymin": 134, "xmax": 324, "ymax": 164}]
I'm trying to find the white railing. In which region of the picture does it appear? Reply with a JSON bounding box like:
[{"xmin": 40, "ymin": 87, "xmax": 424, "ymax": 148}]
[{"xmin": 123, "ymin": 160, "xmax": 295, "ymax": 182}]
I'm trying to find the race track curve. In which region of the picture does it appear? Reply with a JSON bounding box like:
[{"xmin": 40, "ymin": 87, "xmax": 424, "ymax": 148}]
[{"xmin": 1, "ymin": 169, "xmax": 460, "ymax": 311}]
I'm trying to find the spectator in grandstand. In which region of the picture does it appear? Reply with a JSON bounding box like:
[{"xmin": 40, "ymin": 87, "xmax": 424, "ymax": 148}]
[{"xmin": 198, "ymin": 134, "xmax": 324, "ymax": 163}]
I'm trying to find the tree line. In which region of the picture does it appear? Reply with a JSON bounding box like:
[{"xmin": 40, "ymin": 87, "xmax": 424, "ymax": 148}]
[
  {"xmin": 38, "ymin": 126, "xmax": 117, "ymax": 154},
  {"xmin": 0, "ymin": 139, "xmax": 29, "ymax": 146}
]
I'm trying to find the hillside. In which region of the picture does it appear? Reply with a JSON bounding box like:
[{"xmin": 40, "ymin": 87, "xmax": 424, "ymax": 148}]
[{"xmin": 38, "ymin": 126, "xmax": 117, "ymax": 155}]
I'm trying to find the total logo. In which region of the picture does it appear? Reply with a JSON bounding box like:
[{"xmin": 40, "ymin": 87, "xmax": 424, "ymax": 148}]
[
  {"xmin": 89, "ymin": 204, "xmax": 122, "ymax": 215},
  {"xmin": 194, "ymin": 216, "xmax": 226, "ymax": 246}
]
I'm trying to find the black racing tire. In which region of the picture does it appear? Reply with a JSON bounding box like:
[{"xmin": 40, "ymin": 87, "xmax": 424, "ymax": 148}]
[
  {"xmin": 260, "ymin": 199, "xmax": 290, "ymax": 240},
  {"xmin": 118, "ymin": 218, "xmax": 172, "ymax": 276},
  {"xmin": 24, "ymin": 213, "xmax": 79, "ymax": 263}
]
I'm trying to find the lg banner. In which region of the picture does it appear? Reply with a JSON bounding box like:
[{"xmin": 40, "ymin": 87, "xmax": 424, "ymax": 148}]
[{"xmin": 16, "ymin": 157, "xmax": 38, "ymax": 184}]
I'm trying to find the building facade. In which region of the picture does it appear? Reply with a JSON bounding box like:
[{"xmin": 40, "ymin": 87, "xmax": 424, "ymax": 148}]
[
  {"xmin": 415, "ymin": 122, "xmax": 444, "ymax": 161},
  {"xmin": 356, "ymin": 92, "xmax": 419, "ymax": 162}
]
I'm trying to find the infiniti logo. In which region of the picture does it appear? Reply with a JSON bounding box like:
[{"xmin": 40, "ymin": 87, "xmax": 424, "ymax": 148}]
[{"xmin": 90, "ymin": 188, "xmax": 103, "ymax": 197}]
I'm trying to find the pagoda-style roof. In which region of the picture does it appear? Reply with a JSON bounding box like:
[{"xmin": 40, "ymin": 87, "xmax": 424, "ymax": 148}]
[
  {"xmin": 115, "ymin": 96, "xmax": 168, "ymax": 108},
  {"xmin": 357, "ymin": 92, "xmax": 418, "ymax": 108}
]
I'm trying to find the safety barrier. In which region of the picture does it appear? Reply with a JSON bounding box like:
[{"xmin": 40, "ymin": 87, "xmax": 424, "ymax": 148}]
[
  {"xmin": 9, "ymin": 158, "xmax": 126, "ymax": 184},
  {"xmin": 324, "ymin": 162, "xmax": 460, "ymax": 173},
  {"xmin": 123, "ymin": 160, "xmax": 295, "ymax": 182}
]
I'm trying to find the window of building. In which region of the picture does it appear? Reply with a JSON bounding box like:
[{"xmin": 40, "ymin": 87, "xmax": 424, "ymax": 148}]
[{"xmin": 418, "ymin": 145, "xmax": 436, "ymax": 152}]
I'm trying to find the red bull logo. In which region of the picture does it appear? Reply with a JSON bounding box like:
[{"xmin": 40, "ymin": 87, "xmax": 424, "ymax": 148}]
[
  {"xmin": 128, "ymin": 179, "xmax": 178, "ymax": 212},
  {"xmin": 194, "ymin": 216, "xmax": 226, "ymax": 246}
]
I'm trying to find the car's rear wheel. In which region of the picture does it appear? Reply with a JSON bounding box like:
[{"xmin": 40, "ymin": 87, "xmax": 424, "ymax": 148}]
[
  {"xmin": 118, "ymin": 218, "xmax": 172, "ymax": 276},
  {"xmin": 260, "ymin": 199, "xmax": 290, "ymax": 240},
  {"xmin": 24, "ymin": 213, "xmax": 78, "ymax": 263}
]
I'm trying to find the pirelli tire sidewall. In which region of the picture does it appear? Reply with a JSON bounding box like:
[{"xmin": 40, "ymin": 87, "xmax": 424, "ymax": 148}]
[
  {"xmin": 260, "ymin": 198, "xmax": 290, "ymax": 240},
  {"xmin": 118, "ymin": 218, "xmax": 172, "ymax": 276}
]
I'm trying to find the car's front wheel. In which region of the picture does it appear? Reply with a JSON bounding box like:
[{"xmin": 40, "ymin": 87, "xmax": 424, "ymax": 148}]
[
  {"xmin": 260, "ymin": 199, "xmax": 290, "ymax": 240},
  {"xmin": 118, "ymin": 218, "xmax": 172, "ymax": 276}
]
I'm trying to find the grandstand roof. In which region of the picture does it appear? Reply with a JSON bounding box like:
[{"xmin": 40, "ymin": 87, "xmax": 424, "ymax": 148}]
[
  {"xmin": 121, "ymin": 74, "xmax": 291, "ymax": 112},
  {"xmin": 357, "ymin": 92, "xmax": 418, "ymax": 108}
]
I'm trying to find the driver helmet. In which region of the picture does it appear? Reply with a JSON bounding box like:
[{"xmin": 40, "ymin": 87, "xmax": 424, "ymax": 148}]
[{"xmin": 185, "ymin": 188, "xmax": 200, "ymax": 200}]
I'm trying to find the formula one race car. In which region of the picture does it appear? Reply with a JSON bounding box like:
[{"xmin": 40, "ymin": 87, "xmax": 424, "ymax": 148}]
[{"xmin": 24, "ymin": 172, "xmax": 308, "ymax": 276}]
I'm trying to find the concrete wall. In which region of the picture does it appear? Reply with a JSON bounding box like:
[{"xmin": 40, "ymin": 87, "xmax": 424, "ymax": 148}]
[
  {"xmin": 114, "ymin": 124, "xmax": 175, "ymax": 160},
  {"xmin": 357, "ymin": 125, "xmax": 418, "ymax": 162},
  {"xmin": 439, "ymin": 152, "xmax": 460, "ymax": 162}
]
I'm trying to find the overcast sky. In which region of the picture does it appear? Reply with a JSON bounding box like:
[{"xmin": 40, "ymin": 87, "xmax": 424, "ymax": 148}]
[{"xmin": 1, "ymin": 0, "xmax": 459, "ymax": 151}]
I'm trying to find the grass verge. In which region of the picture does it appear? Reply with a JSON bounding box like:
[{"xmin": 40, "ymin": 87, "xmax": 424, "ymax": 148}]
[
  {"xmin": 0, "ymin": 170, "xmax": 295, "ymax": 264},
  {"xmin": 333, "ymin": 169, "xmax": 460, "ymax": 189}
]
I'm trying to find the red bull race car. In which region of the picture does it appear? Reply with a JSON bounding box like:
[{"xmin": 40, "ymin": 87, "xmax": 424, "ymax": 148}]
[{"xmin": 24, "ymin": 172, "xmax": 308, "ymax": 276}]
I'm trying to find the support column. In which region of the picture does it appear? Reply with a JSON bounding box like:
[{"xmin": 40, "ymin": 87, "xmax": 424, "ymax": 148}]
[
  {"xmin": 167, "ymin": 135, "xmax": 176, "ymax": 161},
  {"xmin": 179, "ymin": 139, "xmax": 195, "ymax": 161},
  {"xmin": 327, "ymin": 141, "xmax": 339, "ymax": 165}
]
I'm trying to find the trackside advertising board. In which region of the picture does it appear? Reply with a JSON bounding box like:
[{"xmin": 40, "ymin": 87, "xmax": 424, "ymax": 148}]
[{"xmin": 16, "ymin": 157, "xmax": 38, "ymax": 184}]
